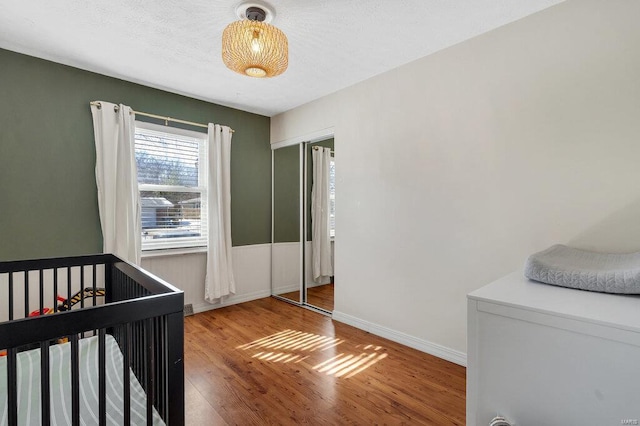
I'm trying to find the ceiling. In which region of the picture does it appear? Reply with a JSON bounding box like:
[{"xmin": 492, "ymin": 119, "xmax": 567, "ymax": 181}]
[{"xmin": 0, "ymin": 0, "xmax": 564, "ymax": 117}]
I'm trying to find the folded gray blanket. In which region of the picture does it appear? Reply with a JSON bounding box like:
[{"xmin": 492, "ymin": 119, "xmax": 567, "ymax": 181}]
[{"xmin": 524, "ymin": 244, "xmax": 640, "ymax": 294}]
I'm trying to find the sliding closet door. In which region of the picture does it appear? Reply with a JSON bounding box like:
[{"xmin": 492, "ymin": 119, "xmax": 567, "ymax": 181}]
[
  {"xmin": 304, "ymin": 139, "xmax": 335, "ymax": 313},
  {"xmin": 271, "ymin": 144, "xmax": 303, "ymax": 304}
]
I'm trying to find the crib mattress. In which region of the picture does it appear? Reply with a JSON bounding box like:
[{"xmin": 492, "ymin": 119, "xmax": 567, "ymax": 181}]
[
  {"xmin": 0, "ymin": 335, "xmax": 164, "ymax": 426},
  {"xmin": 524, "ymin": 244, "xmax": 640, "ymax": 294}
]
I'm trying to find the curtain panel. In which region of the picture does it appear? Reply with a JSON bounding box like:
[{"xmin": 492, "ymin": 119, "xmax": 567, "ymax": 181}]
[
  {"xmin": 90, "ymin": 101, "xmax": 141, "ymax": 265},
  {"xmin": 311, "ymin": 147, "xmax": 333, "ymax": 281},
  {"xmin": 204, "ymin": 124, "xmax": 236, "ymax": 301}
]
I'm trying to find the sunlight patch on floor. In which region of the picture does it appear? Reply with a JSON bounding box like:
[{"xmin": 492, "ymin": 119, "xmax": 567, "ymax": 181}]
[
  {"xmin": 313, "ymin": 345, "xmax": 387, "ymax": 378},
  {"xmin": 250, "ymin": 351, "xmax": 308, "ymax": 363},
  {"xmin": 238, "ymin": 330, "xmax": 387, "ymax": 377},
  {"xmin": 238, "ymin": 329, "xmax": 343, "ymax": 353}
]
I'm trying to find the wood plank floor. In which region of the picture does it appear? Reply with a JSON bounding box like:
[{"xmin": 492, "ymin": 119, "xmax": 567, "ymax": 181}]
[
  {"xmin": 184, "ymin": 297, "xmax": 466, "ymax": 425},
  {"xmin": 306, "ymin": 283, "xmax": 334, "ymax": 312},
  {"xmin": 279, "ymin": 283, "xmax": 334, "ymax": 312}
]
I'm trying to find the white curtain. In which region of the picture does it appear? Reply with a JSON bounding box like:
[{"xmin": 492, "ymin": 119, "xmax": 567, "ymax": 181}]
[
  {"xmin": 90, "ymin": 101, "xmax": 141, "ymax": 265},
  {"xmin": 204, "ymin": 124, "xmax": 236, "ymax": 301},
  {"xmin": 311, "ymin": 147, "xmax": 333, "ymax": 281}
]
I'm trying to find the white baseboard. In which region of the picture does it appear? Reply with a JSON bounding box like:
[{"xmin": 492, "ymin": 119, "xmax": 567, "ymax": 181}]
[
  {"xmin": 332, "ymin": 311, "xmax": 467, "ymax": 367},
  {"xmin": 192, "ymin": 289, "xmax": 271, "ymax": 314}
]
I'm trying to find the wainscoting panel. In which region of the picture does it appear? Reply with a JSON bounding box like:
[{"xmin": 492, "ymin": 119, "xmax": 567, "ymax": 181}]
[
  {"xmin": 141, "ymin": 243, "xmax": 271, "ymax": 314},
  {"xmin": 272, "ymin": 242, "xmax": 301, "ymax": 294}
]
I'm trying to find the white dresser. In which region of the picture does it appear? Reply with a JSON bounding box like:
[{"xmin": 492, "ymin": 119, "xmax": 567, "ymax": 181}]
[{"xmin": 467, "ymin": 271, "xmax": 640, "ymax": 426}]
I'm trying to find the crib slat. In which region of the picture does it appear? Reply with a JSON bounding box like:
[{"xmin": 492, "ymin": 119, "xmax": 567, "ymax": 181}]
[
  {"xmin": 67, "ymin": 266, "xmax": 72, "ymax": 311},
  {"xmin": 24, "ymin": 271, "xmax": 29, "ymax": 318},
  {"xmin": 40, "ymin": 340, "xmax": 51, "ymax": 426},
  {"xmin": 133, "ymin": 322, "xmax": 138, "ymax": 385},
  {"xmin": 146, "ymin": 318, "xmax": 154, "ymax": 426},
  {"xmin": 138, "ymin": 320, "xmax": 144, "ymax": 389},
  {"xmin": 53, "ymin": 268, "xmax": 59, "ymax": 313},
  {"xmin": 98, "ymin": 329, "xmax": 106, "ymax": 426},
  {"xmin": 155, "ymin": 317, "xmax": 165, "ymax": 418},
  {"xmin": 39, "ymin": 269, "xmax": 44, "ymax": 316},
  {"xmin": 123, "ymin": 323, "xmax": 131, "ymax": 425},
  {"xmin": 166, "ymin": 311, "xmax": 185, "ymax": 425},
  {"xmin": 159, "ymin": 317, "xmax": 167, "ymax": 419},
  {"xmin": 7, "ymin": 348, "xmax": 18, "ymax": 426},
  {"xmin": 92, "ymin": 265, "xmax": 97, "ymax": 306},
  {"xmin": 93, "ymin": 266, "xmax": 98, "ymax": 337},
  {"xmin": 9, "ymin": 272, "xmax": 14, "ymax": 321},
  {"xmin": 105, "ymin": 263, "xmax": 112, "ymax": 304},
  {"xmin": 70, "ymin": 334, "xmax": 80, "ymax": 426},
  {"xmin": 80, "ymin": 265, "xmax": 85, "ymax": 309}
]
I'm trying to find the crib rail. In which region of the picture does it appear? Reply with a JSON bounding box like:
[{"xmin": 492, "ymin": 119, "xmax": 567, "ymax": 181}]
[
  {"xmin": 0, "ymin": 254, "xmax": 113, "ymax": 321},
  {"xmin": 0, "ymin": 254, "xmax": 184, "ymax": 426}
]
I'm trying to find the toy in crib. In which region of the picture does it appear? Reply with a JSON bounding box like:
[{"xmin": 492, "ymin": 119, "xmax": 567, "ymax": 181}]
[
  {"xmin": 0, "ymin": 288, "xmax": 106, "ymax": 356},
  {"xmin": 57, "ymin": 287, "xmax": 106, "ymax": 311}
]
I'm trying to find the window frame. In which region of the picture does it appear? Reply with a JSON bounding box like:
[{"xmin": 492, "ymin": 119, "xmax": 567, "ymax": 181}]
[{"xmin": 134, "ymin": 120, "xmax": 208, "ymax": 252}]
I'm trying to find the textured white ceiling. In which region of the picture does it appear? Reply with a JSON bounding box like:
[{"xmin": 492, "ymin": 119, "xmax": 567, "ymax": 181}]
[{"xmin": 0, "ymin": 0, "xmax": 564, "ymax": 117}]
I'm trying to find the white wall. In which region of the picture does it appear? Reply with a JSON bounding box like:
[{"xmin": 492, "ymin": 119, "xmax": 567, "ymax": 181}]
[
  {"xmin": 271, "ymin": 0, "xmax": 640, "ymax": 362},
  {"xmin": 141, "ymin": 244, "xmax": 271, "ymax": 314}
]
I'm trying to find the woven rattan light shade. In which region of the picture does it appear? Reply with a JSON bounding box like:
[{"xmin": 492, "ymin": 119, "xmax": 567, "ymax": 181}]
[{"xmin": 222, "ymin": 20, "xmax": 288, "ymax": 78}]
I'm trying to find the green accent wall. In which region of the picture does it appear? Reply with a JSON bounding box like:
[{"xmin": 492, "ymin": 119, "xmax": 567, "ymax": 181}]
[
  {"xmin": 0, "ymin": 48, "xmax": 271, "ymax": 261},
  {"xmin": 273, "ymin": 144, "xmax": 300, "ymax": 243},
  {"xmin": 271, "ymin": 139, "xmax": 334, "ymax": 243}
]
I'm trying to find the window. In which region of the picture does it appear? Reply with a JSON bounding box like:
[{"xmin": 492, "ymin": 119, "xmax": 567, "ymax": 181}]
[
  {"xmin": 329, "ymin": 157, "xmax": 335, "ymax": 238},
  {"xmin": 135, "ymin": 121, "xmax": 208, "ymax": 251}
]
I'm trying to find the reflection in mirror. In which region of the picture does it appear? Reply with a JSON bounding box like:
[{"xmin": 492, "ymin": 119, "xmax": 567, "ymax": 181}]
[
  {"xmin": 305, "ymin": 139, "xmax": 335, "ymax": 312},
  {"xmin": 272, "ymin": 144, "xmax": 302, "ymax": 303}
]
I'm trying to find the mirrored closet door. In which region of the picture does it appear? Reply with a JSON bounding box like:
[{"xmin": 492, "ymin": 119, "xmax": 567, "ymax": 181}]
[
  {"xmin": 271, "ymin": 137, "xmax": 335, "ymax": 314},
  {"xmin": 271, "ymin": 144, "xmax": 303, "ymax": 304},
  {"xmin": 303, "ymin": 139, "xmax": 335, "ymax": 312}
]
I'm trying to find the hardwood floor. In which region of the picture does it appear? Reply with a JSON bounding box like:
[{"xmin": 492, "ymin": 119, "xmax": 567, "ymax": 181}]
[
  {"xmin": 184, "ymin": 297, "xmax": 465, "ymax": 425},
  {"xmin": 306, "ymin": 283, "xmax": 334, "ymax": 312},
  {"xmin": 276, "ymin": 289, "xmax": 300, "ymax": 304},
  {"xmin": 278, "ymin": 283, "xmax": 334, "ymax": 312}
]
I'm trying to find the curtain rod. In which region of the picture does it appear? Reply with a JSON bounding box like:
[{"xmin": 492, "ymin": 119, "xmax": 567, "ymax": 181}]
[
  {"xmin": 90, "ymin": 101, "xmax": 234, "ymax": 133},
  {"xmin": 312, "ymin": 146, "xmax": 334, "ymax": 154}
]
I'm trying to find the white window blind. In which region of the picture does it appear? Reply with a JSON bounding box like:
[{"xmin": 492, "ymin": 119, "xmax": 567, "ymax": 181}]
[{"xmin": 135, "ymin": 122, "xmax": 208, "ymax": 251}]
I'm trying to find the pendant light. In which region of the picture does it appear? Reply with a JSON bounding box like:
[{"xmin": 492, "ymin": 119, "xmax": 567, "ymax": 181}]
[{"xmin": 222, "ymin": 3, "xmax": 288, "ymax": 78}]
